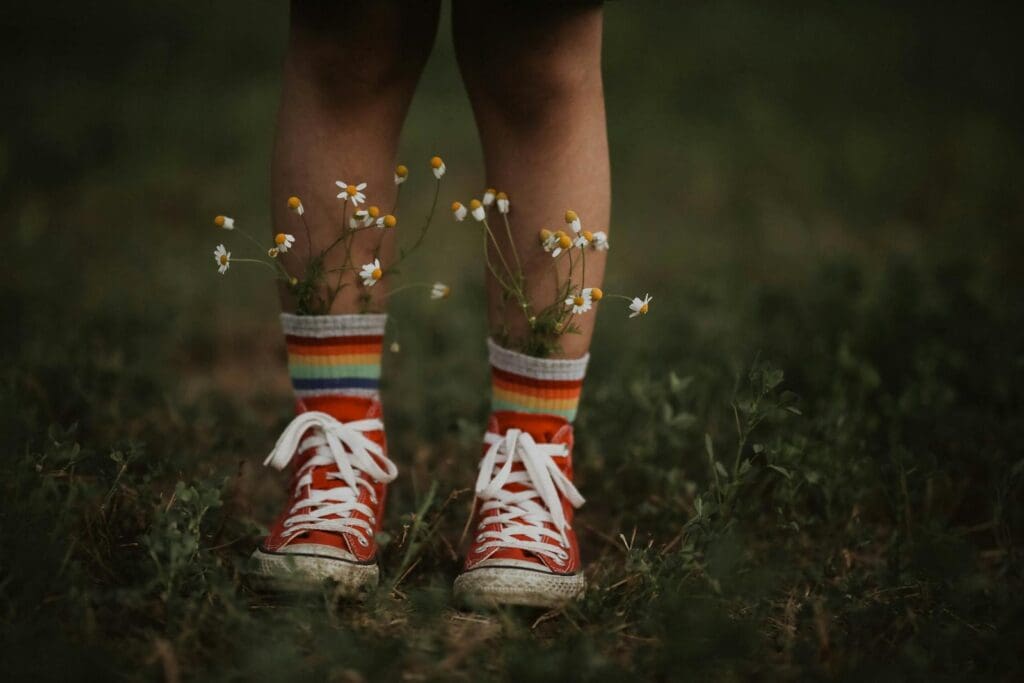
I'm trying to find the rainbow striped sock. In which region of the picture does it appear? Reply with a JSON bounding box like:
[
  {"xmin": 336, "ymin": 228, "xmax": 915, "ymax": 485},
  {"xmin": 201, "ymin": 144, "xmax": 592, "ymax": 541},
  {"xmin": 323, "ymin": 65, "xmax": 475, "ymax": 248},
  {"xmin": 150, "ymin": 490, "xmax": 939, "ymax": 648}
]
[
  {"xmin": 488, "ymin": 339, "xmax": 589, "ymax": 422},
  {"xmin": 281, "ymin": 313, "xmax": 387, "ymax": 400}
]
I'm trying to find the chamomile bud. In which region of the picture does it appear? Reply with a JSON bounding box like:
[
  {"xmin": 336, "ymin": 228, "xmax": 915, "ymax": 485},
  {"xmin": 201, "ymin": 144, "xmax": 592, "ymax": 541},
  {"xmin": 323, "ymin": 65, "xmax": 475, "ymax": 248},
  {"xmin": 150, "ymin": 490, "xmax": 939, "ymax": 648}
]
[
  {"xmin": 287, "ymin": 196, "xmax": 304, "ymax": 215},
  {"xmin": 382, "ymin": 214, "xmax": 397, "ymax": 229},
  {"xmin": 451, "ymin": 201, "xmax": 467, "ymax": 222},
  {"xmin": 496, "ymin": 191, "xmax": 509, "ymax": 214},
  {"xmin": 482, "ymin": 188, "xmax": 497, "ymax": 206},
  {"xmin": 268, "ymin": 247, "xmax": 279, "ymax": 258},
  {"xmin": 589, "ymin": 287, "xmax": 603, "ymax": 301},
  {"xmin": 565, "ymin": 210, "xmax": 581, "ymax": 233},
  {"xmin": 367, "ymin": 205, "xmax": 380, "ymax": 219},
  {"xmin": 394, "ymin": 164, "xmax": 409, "ymax": 185},
  {"xmin": 430, "ymin": 155, "xmax": 446, "ymax": 179},
  {"xmin": 470, "ymin": 199, "xmax": 485, "ymax": 221},
  {"xmin": 214, "ymin": 215, "xmax": 235, "ymax": 230}
]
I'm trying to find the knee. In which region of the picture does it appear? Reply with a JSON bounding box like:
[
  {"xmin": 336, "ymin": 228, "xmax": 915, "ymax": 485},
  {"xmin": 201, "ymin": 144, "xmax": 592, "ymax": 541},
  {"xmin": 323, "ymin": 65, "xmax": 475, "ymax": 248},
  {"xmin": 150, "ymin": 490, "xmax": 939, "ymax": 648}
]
[
  {"xmin": 455, "ymin": 20, "xmax": 602, "ymax": 129},
  {"xmin": 289, "ymin": 1, "xmax": 438, "ymax": 99}
]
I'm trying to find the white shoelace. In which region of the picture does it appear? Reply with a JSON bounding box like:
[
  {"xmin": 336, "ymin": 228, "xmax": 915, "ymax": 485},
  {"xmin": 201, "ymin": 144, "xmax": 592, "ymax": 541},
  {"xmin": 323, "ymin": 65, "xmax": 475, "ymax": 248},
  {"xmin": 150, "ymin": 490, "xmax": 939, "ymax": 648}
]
[
  {"xmin": 264, "ymin": 411, "xmax": 398, "ymax": 548},
  {"xmin": 473, "ymin": 428, "xmax": 585, "ymax": 563}
]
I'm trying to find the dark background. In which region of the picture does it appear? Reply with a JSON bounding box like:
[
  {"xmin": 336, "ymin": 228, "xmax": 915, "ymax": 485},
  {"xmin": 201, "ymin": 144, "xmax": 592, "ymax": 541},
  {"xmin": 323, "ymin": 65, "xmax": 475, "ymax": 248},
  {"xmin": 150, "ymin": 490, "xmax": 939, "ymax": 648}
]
[{"xmin": 1, "ymin": 2, "xmax": 1022, "ymax": 680}]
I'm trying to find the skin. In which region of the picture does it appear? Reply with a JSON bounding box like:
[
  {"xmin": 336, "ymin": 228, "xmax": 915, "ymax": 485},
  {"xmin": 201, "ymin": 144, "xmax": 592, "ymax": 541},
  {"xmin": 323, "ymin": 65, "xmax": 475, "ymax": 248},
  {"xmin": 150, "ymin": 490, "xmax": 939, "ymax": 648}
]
[
  {"xmin": 273, "ymin": 0, "xmax": 609, "ymax": 359},
  {"xmin": 271, "ymin": 1, "xmax": 442, "ymax": 311}
]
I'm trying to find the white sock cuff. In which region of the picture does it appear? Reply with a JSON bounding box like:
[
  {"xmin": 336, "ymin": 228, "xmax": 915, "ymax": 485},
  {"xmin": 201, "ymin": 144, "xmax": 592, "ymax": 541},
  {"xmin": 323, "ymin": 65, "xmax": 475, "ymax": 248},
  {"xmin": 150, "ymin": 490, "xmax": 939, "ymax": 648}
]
[
  {"xmin": 280, "ymin": 313, "xmax": 388, "ymax": 338},
  {"xmin": 487, "ymin": 338, "xmax": 589, "ymax": 381}
]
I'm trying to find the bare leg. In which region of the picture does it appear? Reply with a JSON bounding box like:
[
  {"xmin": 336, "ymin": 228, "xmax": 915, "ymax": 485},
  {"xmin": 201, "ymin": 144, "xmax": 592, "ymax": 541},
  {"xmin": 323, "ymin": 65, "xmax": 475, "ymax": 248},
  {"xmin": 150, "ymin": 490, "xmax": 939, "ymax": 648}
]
[
  {"xmin": 453, "ymin": 1, "xmax": 610, "ymax": 358},
  {"xmin": 272, "ymin": 0, "xmax": 441, "ymax": 312}
]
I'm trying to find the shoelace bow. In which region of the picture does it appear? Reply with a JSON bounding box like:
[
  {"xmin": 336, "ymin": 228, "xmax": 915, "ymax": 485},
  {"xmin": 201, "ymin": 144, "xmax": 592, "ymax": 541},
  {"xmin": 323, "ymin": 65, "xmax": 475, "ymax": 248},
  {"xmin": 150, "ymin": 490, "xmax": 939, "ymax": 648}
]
[
  {"xmin": 264, "ymin": 411, "xmax": 398, "ymax": 547},
  {"xmin": 473, "ymin": 428, "xmax": 585, "ymax": 563}
]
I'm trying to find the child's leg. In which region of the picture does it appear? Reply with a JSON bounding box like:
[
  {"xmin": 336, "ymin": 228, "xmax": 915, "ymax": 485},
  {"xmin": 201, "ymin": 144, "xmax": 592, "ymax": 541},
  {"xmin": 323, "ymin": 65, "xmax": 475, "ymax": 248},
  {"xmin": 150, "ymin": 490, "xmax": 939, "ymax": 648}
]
[
  {"xmin": 251, "ymin": 1, "xmax": 439, "ymax": 594},
  {"xmin": 451, "ymin": 1, "xmax": 608, "ymax": 608},
  {"xmin": 453, "ymin": 0, "xmax": 609, "ymax": 359},
  {"xmin": 272, "ymin": 0, "xmax": 441, "ymax": 313}
]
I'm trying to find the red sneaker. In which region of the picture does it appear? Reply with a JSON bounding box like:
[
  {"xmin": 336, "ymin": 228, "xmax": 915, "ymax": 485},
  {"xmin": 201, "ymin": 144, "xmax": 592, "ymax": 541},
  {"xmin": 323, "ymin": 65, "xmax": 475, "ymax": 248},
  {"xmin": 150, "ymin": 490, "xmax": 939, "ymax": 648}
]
[
  {"xmin": 249, "ymin": 395, "xmax": 397, "ymax": 594},
  {"xmin": 454, "ymin": 411, "xmax": 586, "ymax": 608}
]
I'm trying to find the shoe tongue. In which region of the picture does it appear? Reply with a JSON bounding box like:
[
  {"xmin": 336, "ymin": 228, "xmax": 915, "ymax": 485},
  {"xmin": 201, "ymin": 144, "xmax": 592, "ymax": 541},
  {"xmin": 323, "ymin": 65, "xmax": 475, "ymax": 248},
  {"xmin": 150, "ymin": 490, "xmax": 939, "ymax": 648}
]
[
  {"xmin": 492, "ymin": 410, "xmax": 569, "ymax": 443},
  {"xmin": 298, "ymin": 395, "xmax": 376, "ymax": 422}
]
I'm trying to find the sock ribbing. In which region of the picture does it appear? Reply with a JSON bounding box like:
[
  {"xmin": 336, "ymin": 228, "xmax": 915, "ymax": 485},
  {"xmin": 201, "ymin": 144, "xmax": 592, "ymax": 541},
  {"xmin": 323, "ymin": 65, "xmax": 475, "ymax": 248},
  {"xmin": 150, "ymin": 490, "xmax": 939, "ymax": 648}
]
[
  {"xmin": 488, "ymin": 338, "xmax": 589, "ymax": 421},
  {"xmin": 282, "ymin": 313, "xmax": 387, "ymax": 400}
]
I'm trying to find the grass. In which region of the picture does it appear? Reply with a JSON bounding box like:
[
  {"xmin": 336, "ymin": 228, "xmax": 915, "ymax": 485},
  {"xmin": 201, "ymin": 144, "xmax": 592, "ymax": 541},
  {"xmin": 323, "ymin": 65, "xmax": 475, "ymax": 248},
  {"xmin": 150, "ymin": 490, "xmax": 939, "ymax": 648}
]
[{"xmin": 1, "ymin": 1, "xmax": 1022, "ymax": 680}]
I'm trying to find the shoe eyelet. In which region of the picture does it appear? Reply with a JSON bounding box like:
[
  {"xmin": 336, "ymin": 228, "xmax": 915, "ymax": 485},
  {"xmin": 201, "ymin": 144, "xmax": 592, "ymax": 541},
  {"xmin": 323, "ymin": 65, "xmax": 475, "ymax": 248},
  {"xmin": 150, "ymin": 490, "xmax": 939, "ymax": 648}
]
[
  {"xmin": 475, "ymin": 534, "xmax": 485, "ymax": 543},
  {"xmin": 359, "ymin": 536, "xmax": 370, "ymax": 547}
]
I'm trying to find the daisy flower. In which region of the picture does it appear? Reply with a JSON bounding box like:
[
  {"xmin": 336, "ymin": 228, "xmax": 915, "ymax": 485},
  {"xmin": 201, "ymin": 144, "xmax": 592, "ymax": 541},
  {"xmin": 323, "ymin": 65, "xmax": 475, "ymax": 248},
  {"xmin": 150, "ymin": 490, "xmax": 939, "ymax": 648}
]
[
  {"xmin": 214, "ymin": 215, "xmax": 235, "ymax": 230},
  {"xmin": 470, "ymin": 199, "xmax": 485, "ymax": 222},
  {"xmin": 564, "ymin": 288, "xmax": 593, "ymax": 314},
  {"xmin": 574, "ymin": 233, "xmax": 589, "ymax": 249},
  {"xmin": 591, "ymin": 230, "xmax": 609, "ymax": 251},
  {"xmin": 629, "ymin": 294, "xmax": 653, "ymax": 318},
  {"xmin": 379, "ymin": 214, "xmax": 397, "ymax": 229},
  {"xmin": 335, "ymin": 180, "xmax": 367, "ymax": 206},
  {"xmin": 430, "ymin": 156, "xmax": 446, "ymax": 179},
  {"xmin": 496, "ymin": 191, "xmax": 509, "ymax": 214},
  {"xmin": 451, "ymin": 201, "xmax": 467, "ymax": 222},
  {"xmin": 359, "ymin": 258, "xmax": 383, "ymax": 287},
  {"xmin": 350, "ymin": 209, "xmax": 369, "ymax": 229},
  {"xmin": 482, "ymin": 188, "xmax": 496, "ymax": 207},
  {"xmin": 213, "ymin": 244, "xmax": 231, "ymax": 274},
  {"xmin": 430, "ymin": 282, "xmax": 451, "ymax": 300},
  {"xmin": 551, "ymin": 230, "xmax": 572, "ymax": 258},
  {"xmin": 589, "ymin": 287, "xmax": 604, "ymax": 301},
  {"xmin": 539, "ymin": 228, "xmax": 556, "ymax": 251},
  {"xmin": 287, "ymin": 196, "xmax": 304, "ymax": 216},
  {"xmin": 394, "ymin": 164, "xmax": 409, "ymax": 185},
  {"xmin": 565, "ymin": 210, "xmax": 581, "ymax": 234},
  {"xmin": 274, "ymin": 233, "xmax": 295, "ymax": 253}
]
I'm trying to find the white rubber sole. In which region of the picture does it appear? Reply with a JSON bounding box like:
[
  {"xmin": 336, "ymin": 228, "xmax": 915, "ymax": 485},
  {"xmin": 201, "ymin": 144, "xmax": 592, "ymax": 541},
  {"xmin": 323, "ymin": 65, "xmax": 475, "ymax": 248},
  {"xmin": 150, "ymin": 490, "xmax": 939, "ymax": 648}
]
[
  {"xmin": 248, "ymin": 547, "xmax": 378, "ymax": 596},
  {"xmin": 453, "ymin": 565, "xmax": 586, "ymax": 609}
]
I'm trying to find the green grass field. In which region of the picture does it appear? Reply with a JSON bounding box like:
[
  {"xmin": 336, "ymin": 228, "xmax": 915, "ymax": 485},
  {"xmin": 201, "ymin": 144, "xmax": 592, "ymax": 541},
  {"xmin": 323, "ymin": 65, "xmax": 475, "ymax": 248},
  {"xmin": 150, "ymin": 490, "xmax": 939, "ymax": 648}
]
[{"xmin": 2, "ymin": 2, "xmax": 1022, "ymax": 680}]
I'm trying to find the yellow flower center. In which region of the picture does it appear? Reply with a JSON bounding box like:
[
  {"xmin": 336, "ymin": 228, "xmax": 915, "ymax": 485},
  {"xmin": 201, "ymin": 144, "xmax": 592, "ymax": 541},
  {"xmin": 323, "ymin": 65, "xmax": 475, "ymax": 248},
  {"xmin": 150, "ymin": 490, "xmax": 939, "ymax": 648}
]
[
  {"xmin": 640, "ymin": 304, "xmax": 648, "ymax": 315},
  {"xmin": 372, "ymin": 268, "xmax": 382, "ymax": 280},
  {"xmin": 430, "ymin": 156, "xmax": 443, "ymax": 169},
  {"xmin": 451, "ymin": 201, "xmax": 463, "ymax": 212},
  {"xmin": 496, "ymin": 191, "xmax": 508, "ymax": 200},
  {"xmin": 582, "ymin": 230, "xmax": 594, "ymax": 242},
  {"xmin": 565, "ymin": 210, "xmax": 578, "ymax": 223},
  {"xmin": 485, "ymin": 188, "xmax": 496, "ymax": 195},
  {"xmin": 396, "ymin": 164, "xmax": 408, "ymax": 177},
  {"xmin": 469, "ymin": 199, "xmax": 482, "ymax": 209},
  {"xmin": 275, "ymin": 233, "xmax": 286, "ymax": 245},
  {"xmin": 219, "ymin": 254, "xmax": 228, "ymax": 265},
  {"xmin": 539, "ymin": 229, "xmax": 552, "ymax": 243},
  {"xmin": 591, "ymin": 288, "xmax": 604, "ymax": 301},
  {"xmin": 383, "ymin": 215, "xmax": 397, "ymax": 228},
  {"xmin": 289, "ymin": 277, "xmax": 298, "ymax": 286},
  {"xmin": 368, "ymin": 206, "xmax": 380, "ymax": 218},
  {"xmin": 346, "ymin": 185, "xmax": 357, "ymax": 196},
  {"xmin": 574, "ymin": 296, "xmax": 584, "ymax": 307},
  {"xmin": 558, "ymin": 235, "xmax": 572, "ymax": 249},
  {"xmin": 287, "ymin": 196, "xmax": 300, "ymax": 209},
  {"xmin": 214, "ymin": 215, "xmax": 225, "ymax": 227}
]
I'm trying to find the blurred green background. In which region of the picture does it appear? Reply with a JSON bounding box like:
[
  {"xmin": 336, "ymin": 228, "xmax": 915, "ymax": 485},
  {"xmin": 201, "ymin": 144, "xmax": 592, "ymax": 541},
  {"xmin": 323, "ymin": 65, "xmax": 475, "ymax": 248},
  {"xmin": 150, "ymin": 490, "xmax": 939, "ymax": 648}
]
[{"xmin": 2, "ymin": 1, "xmax": 1022, "ymax": 680}]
